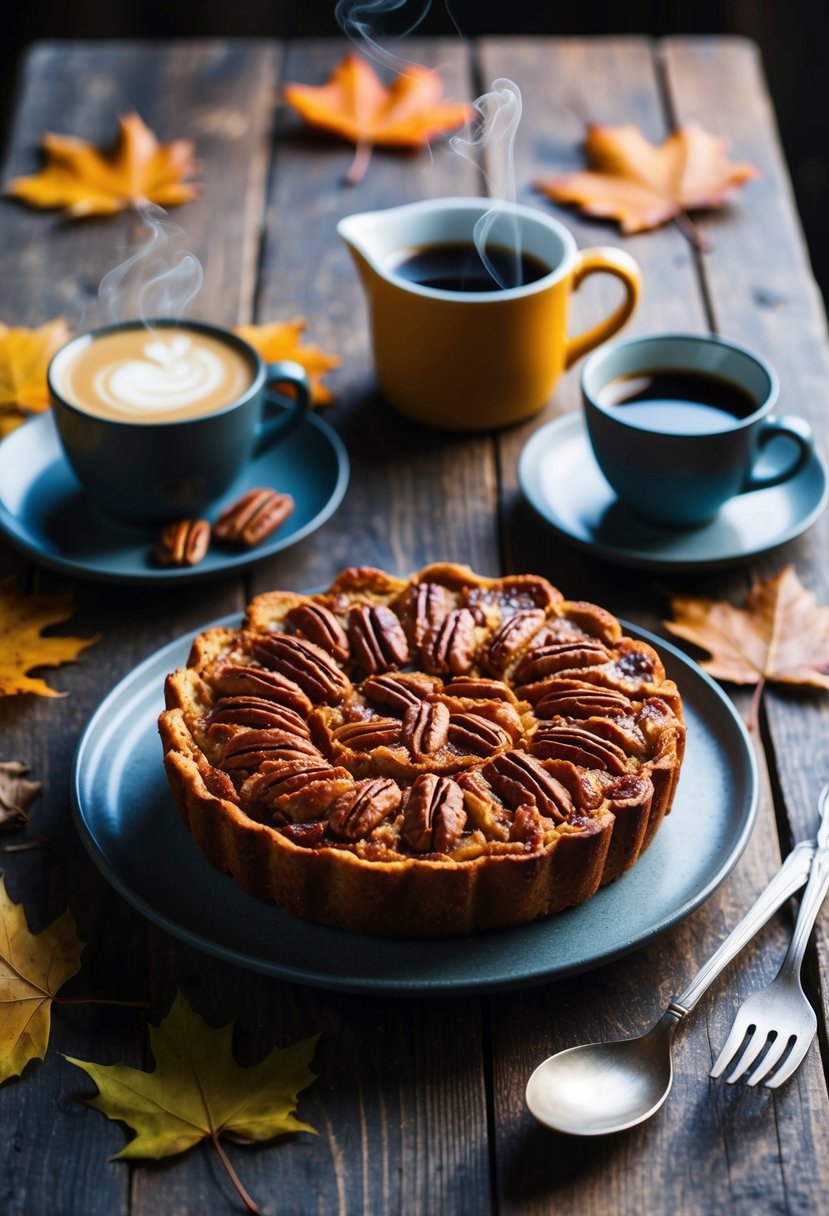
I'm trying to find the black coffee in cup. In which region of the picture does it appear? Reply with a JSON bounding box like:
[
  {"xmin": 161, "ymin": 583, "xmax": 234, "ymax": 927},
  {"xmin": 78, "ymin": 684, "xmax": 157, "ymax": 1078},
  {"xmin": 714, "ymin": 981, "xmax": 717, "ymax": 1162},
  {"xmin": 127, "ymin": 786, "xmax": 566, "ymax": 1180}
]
[
  {"xmin": 596, "ymin": 369, "xmax": 757, "ymax": 434},
  {"xmin": 389, "ymin": 241, "xmax": 551, "ymax": 292}
]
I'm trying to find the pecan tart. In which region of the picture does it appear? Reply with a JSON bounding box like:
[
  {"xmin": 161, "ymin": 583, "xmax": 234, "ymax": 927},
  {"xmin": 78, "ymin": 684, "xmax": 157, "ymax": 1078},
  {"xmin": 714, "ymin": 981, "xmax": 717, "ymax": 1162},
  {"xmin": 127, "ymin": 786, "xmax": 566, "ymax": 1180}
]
[{"xmin": 159, "ymin": 563, "xmax": 685, "ymax": 937}]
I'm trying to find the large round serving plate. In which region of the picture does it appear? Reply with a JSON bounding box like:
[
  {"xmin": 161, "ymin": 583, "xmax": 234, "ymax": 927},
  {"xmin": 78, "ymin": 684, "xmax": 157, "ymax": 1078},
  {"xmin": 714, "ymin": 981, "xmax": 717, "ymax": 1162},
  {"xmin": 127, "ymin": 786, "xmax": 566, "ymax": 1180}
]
[{"xmin": 72, "ymin": 616, "xmax": 757, "ymax": 995}]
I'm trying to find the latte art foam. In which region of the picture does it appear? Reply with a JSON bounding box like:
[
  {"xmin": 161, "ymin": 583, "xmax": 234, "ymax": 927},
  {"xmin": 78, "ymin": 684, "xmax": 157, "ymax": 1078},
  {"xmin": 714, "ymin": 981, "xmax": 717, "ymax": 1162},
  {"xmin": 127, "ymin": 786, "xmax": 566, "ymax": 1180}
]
[{"xmin": 53, "ymin": 326, "xmax": 254, "ymax": 424}]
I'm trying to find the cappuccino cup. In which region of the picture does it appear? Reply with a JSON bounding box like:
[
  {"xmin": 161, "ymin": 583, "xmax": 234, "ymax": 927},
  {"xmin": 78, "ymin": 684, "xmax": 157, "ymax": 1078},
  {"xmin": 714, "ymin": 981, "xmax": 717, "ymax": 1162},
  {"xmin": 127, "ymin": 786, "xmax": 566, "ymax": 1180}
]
[
  {"xmin": 48, "ymin": 319, "xmax": 310, "ymax": 523},
  {"xmin": 581, "ymin": 332, "xmax": 814, "ymax": 528}
]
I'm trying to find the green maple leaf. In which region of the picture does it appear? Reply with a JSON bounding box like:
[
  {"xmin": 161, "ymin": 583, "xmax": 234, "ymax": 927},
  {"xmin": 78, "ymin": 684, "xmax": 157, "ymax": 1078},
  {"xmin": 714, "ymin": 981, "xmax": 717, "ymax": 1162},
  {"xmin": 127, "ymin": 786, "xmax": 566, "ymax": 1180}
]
[{"xmin": 66, "ymin": 991, "xmax": 318, "ymax": 1213}]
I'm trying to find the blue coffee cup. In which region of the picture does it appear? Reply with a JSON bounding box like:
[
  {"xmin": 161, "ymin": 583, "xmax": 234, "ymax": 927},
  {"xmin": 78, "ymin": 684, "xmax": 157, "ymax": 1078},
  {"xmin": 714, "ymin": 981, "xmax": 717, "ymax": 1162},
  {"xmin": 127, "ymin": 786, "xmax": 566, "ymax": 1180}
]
[
  {"xmin": 581, "ymin": 332, "xmax": 813, "ymax": 528},
  {"xmin": 48, "ymin": 318, "xmax": 310, "ymax": 524}
]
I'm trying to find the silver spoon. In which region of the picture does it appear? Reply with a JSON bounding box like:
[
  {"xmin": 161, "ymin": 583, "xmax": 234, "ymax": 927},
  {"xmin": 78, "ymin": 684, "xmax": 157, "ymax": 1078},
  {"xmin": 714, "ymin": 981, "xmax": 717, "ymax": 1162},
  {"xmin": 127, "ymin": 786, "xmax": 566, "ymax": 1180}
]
[{"xmin": 526, "ymin": 835, "xmax": 819, "ymax": 1135}]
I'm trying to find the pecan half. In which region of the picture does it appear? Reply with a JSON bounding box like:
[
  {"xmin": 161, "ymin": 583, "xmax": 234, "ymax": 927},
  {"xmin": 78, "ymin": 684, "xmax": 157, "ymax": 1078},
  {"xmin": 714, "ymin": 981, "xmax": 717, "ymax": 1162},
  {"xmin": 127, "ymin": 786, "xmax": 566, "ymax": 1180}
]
[
  {"xmin": 362, "ymin": 672, "xmax": 439, "ymax": 715},
  {"xmin": 486, "ymin": 609, "xmax": 546, "ymax": 672},
  {"xmin": 402, "ymin": 700, "xmax": 450, "ymax": 757},
  {"xmin": 208, "ymin": 662, "xmax": 313, "ymax": 716},
  {"xmin": 410, "ymin": 581, "xmax": 454, "ymax": 646},
  {"xmin": 222, "ymin": 728, "xmax": 321, "ymax": 772},
  {"xmin": 328, "ymin": 776, "xmax": 402, "ymax": 841},
  {"xmin": 332, "ymin": 717, "xmax": 403, "ymax": 751},
  {"xmin": 244, "ymin": 760, "xmax": 354, "ymax": 820},
  {"xmin": 424, "ymin": 608, "xmax": 477, "ymax": 675},
  {"xmin": 154, "ymin": 518, "xmax": 211, "ymax": 567},
  {"xmin": 348, "ymin": 604, "xmax": 410, "ymax": 674},
  {"xmin": 445, "ymin": 676, "xmax": 516, "ymax": 703},
  {"xmin": 252, "ymin": 634, "xmax": 350, "ymax": 703},
  {"xmin": 280, "ymin": 821, "xmax": 326, "ymax": 847},
  {"xmin": 531, "ymin": 725, "xmax": 629, "ymax": 773},
  {"xmin": 402, "ymin": 773, "xmax": 467, "ymax": 853},
  {"xmin": 483, "ymin": 752, "xmax": 573, "ymax": 822},
  {"xmin": 207, "ymin": 695, "xmax": 311, "ymax": 736},
  {"xmin": 286, "ymin": 602, "xmax": 350, "ymax": 662},
  {"xmin": 532, "ymin": 682, "xmax": 632, "ymax": 720},
  {"xmin": 513, "ymin": 640, "xmax": 612, "ymax": 685},
  {"xmin": 214, "ymin": 488, "xmax": 295, "ymax": 547},
  {"xmin": 447, "ymin": 711, "xmax": 513, "ymax": 757}
]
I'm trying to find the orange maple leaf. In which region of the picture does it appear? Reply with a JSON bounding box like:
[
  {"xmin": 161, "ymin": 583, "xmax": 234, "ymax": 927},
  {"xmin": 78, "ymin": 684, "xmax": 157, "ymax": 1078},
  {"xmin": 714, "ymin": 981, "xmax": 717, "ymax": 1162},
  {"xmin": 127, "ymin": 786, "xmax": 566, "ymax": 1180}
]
[
  {"xmin": 0, "ymin": 318, "xmax": 70, "ymax": 438},
  {"xmin": 234, "ymin": 318, "xmax": 341, "ymax": 405},
  {"xmin": 5, "ymin": 113, "xmax": 200, "ymax": 219},
  {"xmin": 0, "ymin": 583, "xmax": 98, "ymax": 698},
  {"xmin": 537, "ymin": 122, "xmax": 758, "ymax": 235},
  {"xmin": 283, "ymin": 53, "xmax": 471, "ymax": 184}
]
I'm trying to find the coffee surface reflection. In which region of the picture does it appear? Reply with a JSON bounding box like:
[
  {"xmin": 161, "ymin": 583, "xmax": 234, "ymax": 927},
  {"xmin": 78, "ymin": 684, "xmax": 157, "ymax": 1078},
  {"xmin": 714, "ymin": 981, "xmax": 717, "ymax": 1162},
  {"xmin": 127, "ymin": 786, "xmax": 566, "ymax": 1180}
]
[{"xmin": 389, "ymin": 241, "xmax": 551, "ymax": 293}]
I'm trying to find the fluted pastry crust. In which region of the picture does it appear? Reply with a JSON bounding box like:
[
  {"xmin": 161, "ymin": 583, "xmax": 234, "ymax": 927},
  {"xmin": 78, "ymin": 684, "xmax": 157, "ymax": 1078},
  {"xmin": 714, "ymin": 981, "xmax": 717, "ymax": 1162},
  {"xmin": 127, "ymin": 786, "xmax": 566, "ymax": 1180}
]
[{"xmin": 159, "ymin": 563, "xmax": 685, "ymax": 937}]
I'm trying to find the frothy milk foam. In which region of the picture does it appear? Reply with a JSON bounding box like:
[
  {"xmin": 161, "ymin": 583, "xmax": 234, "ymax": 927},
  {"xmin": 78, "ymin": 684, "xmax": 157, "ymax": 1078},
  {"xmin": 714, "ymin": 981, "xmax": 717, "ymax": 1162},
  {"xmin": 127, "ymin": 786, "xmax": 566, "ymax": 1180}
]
[{"xmin": 54, "ymin": 326, "xmax": 253, "ymax": 423}]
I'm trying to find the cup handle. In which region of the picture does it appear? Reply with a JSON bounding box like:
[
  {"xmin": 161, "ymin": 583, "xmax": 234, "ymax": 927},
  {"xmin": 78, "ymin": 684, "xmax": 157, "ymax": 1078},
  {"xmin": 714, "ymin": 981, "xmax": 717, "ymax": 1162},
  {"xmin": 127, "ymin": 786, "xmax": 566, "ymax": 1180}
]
[
  {"xmin": 564, "ymin": 247, "xmax": 643, "ymax": 369},
  {"xmin": 743, "ymin": 415, "xmax": 814, "ymax": 492},
  {"xmin": 254, "ymin": 359, "xmax": 311, "ymax": 455}
]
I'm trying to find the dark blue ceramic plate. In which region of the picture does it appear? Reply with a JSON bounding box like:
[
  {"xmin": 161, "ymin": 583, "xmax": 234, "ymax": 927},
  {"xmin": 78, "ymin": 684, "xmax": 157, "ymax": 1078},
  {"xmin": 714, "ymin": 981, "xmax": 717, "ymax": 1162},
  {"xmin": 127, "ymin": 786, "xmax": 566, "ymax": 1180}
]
[
  {"xmin": 519, "ymin": 411, "xmax": 829, "ymax": 572},
  {"xmin": 0, "ymin": 412, "xmax": 349, "ymax": 584},
  {"xmin": 72, "ymin": 617, "xmax": 757, "ymax": 996}
]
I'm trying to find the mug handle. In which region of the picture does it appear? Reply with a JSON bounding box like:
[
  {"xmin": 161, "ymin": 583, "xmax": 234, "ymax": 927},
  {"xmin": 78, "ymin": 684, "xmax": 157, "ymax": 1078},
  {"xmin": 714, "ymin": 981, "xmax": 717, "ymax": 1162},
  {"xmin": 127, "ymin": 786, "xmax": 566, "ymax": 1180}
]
[
  {"xmin": 564, "ymin": 248, "xmax": 643, "ymax": 369},
  {"xmin": 742, "ymin": 415, "xmax": 814, "ymax": 492},
  {"xmin": 254, "ymin": 359, "xmax": 311, "ymax": 455}
]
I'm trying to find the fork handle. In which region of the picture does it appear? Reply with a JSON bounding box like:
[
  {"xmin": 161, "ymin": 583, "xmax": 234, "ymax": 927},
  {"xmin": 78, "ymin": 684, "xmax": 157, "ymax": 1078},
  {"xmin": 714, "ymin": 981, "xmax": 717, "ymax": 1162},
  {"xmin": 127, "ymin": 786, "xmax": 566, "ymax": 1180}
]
[
  {"xmin": 777, "ymin": 842, "xmax": 829, "ymax": 982},
  {"xmin": 673, "ymin": 841, "xmax": 815, "ymax": 1014}
]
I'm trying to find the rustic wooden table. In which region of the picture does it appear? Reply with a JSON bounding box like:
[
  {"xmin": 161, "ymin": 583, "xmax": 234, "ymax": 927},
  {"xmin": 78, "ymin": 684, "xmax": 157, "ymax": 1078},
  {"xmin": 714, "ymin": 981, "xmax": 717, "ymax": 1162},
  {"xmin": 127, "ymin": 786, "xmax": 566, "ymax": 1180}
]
[{"xmin": 2, "ymin": 34, "xmax": 829, "ymax": 1216}]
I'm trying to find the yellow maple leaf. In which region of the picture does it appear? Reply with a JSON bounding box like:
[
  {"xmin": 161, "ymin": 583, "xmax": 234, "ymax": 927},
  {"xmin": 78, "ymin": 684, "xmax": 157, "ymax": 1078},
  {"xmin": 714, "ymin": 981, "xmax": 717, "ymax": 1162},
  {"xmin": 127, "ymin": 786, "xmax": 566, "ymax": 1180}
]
[
  {"xmin": 284, "ymin": 53, "xmax": 471, "ymax": 183},
  {"xmin": 0, "ymin": 583, "xmax": 98, "ymax": 698},
  {"xmin": 67, "ymin": 992, "xmax": 317, "ymax": 1212},
  {"xmin": 235, "ymin": 317, "xmax": 341, "ymax": 405},
  {"xmin": 0, "ymin": 317, "xmax": 70, "ymax": 437},
  {"xmin": 6, "ymin": 113, "xmax": 200, "ymax": 219},
  {"xmin": 0, "ymin": 875, "xmax": 84, "ymax": 1083}
]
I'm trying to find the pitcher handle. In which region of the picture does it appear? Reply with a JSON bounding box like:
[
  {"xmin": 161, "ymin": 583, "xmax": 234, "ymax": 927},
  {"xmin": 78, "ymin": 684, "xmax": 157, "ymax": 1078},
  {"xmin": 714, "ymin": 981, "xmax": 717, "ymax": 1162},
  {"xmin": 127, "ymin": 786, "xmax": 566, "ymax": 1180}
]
[{"xmin": 564, "ymin": 247, "xmax": 643, "ymax": 369}]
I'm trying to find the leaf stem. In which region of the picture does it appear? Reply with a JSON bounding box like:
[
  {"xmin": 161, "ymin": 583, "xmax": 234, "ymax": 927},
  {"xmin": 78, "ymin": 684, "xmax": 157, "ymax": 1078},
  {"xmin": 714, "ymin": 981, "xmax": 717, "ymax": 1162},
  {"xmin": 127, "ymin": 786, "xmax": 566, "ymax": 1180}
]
[
  {"xmin": 748, "ymin": 677, "xmax": 766, "ymax": 736},
  {"xmin": 673, "ymin": 210, "xmax": 711, "ymax": 253},
  {"xmin": 55, "ymin": 997, "xmax": 150, "ymax": 1008},
  {"xmin": 210, "ymin": 1133, "xmax": 262, "ymax": 1215},
  {"xmin": 345, "ymin": 140, "xmax": 372, "ymax": 186}
]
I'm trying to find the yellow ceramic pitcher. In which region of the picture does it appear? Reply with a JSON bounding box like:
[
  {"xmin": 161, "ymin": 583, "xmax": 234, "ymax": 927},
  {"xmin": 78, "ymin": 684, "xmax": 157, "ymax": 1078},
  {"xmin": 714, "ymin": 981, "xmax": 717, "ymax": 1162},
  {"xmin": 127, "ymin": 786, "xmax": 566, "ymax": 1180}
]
[{"xmin": 338, "ymin": 197, "xmax": 642, "ymax": 431}]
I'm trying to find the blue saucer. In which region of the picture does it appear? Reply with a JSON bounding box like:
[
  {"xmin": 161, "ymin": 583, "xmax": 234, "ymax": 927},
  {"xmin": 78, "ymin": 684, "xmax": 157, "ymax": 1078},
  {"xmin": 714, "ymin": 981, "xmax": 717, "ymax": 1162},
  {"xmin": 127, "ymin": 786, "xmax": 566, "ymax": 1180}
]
[
  {"xmin": 0, "ymin": 411, "xmax": 349, "ymax": 584},
  {"xmin": 519, "ymin": 411, "xmax": 829, "ymax": 571}
]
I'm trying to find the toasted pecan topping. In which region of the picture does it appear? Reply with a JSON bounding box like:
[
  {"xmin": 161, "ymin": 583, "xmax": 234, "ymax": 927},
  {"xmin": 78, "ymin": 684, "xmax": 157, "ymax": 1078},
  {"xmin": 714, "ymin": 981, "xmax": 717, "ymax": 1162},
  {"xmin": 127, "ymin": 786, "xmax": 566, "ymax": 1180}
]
[
  {"xmin": 447, "ymin": 712, "xmax": 513, "ymax": 757},
  {"xmin": 214, "ymin": 488, "xmax": 295, "ymax": 547},
  {"xmin": 286, "ymin": 602, "xmax": 350, "ymax": 662},
  {"xmin": 154, "ymin": 517, "xmax": 211, "ymax": 567},
  {"xmin": 531, "ymin": 682, "xmax": 632, "ymax": 720},
  {"xmin": 411, "ymin": 582, "xmax": 454, "ymax": 646},
  {"xmin": 348, "ymin": 604, "xmax": 410, "ymax": 675},
  {"xmin": 222, "ymin": 728, "xmax": 321, "ymax": 773},
  {"xmin": 530, "ymin": 725, "xmax": 629, "ymax": 773},
  {"xmin": 444, "ymin": 676, "xmax": 516, "ymax": 703},
  {"xmin": 363, "ymin": 672, "xmax": 439, "ymax": 715},
  {"xmin": 332, "ymin": 717, "xmax": 403, "ymax": 751},
  {"xmin": 207, "ymin": 696, "xmax": 311, "ymax": 736},
  {"xmin": 402, "ymin": 773, "xmax": 467, "ymax": 853},
  {"xmin": 509, "ymin": 803, "xmax": 545, "ymax": 851},
  {"xmin": 484, "ymin": 752, "xmax": 573, "ymax": 823},
  {"xmin": 244, "ymin": 760, "xmax": 354, "ymax": 820},
  {"xmin": 486, "ymin": 609, "xmax": 546, "ymax": 672},
  {"xmin": 513, "ymin": 640, "xmax": 612, "ymax": 685},
  {"xmin": 402, "ymin": 700, "xmax": 450, "ymax": 758},
  {"xmin": 252, "ymin": 634, "xmax": 350, "ymax": 703},
  {"xmin": 328, "ymin": 777, "xmax": 402, "ymax": 841},
  {"xmin": 424, "ymin": 608, "xmax": 477, "ymax": 675},
  {"xmin": 208, "ymin": 662, "xmax": 313, "ymax": 716}
]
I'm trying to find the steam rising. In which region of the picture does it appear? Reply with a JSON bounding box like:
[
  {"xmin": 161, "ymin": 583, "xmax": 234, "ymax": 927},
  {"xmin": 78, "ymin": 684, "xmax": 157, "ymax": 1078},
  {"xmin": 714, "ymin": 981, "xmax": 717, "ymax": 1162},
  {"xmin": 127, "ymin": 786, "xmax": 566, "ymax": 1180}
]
[
  {"xmin": 99, "ymin": 203, "xmax": 203, "ymax": 325},
  {"xmin": 334, "ymin": 0, "xmax": 435, "ymax": 70},
  {"xmin": 450, "ymin": 79, "xmax": 524, "ymax": 289}
]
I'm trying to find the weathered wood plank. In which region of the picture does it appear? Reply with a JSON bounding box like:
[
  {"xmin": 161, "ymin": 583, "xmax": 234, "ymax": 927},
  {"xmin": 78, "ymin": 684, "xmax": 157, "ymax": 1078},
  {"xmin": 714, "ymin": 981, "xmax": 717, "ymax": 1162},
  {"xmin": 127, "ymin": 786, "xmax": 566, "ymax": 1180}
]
[{"xmin": 0, "ymin": 40, "xmax": 278, "ymax": 1216}]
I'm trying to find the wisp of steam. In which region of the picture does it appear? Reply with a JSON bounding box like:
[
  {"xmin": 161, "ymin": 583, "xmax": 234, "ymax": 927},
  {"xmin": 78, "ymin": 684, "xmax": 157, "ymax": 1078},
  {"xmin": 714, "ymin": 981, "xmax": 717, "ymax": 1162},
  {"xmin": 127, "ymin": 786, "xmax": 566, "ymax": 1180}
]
[
  {"xmin": 335, "ymin": 0, "xmax": 436, "ymax": 71},
  {"xmin": 98, "ymin": 203, "xmax": 203, "ymax": 327},
  {"xmin": 450, "ymin": 78, "xmax": 524, "ymax": 289}
]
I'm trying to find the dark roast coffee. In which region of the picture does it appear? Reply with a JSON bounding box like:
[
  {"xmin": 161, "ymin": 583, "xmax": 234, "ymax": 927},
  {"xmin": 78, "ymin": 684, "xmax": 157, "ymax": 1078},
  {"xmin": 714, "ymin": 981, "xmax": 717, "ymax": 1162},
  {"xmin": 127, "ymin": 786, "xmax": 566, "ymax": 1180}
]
[
  {"xmin": 390, "ymin": 241, "xmax": 551, "ymax": 292},
  {"xmin": 596, "ymin": 368, "xmax": 758, "ymax": 434}
]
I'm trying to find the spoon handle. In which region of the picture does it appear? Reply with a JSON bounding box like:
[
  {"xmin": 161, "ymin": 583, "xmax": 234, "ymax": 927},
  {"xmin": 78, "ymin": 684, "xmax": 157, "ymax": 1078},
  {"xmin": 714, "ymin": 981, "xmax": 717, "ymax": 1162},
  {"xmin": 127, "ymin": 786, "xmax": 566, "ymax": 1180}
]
[{"xmin": 673, "ymin": 839, "xmax": 815, "ymax": 1014}]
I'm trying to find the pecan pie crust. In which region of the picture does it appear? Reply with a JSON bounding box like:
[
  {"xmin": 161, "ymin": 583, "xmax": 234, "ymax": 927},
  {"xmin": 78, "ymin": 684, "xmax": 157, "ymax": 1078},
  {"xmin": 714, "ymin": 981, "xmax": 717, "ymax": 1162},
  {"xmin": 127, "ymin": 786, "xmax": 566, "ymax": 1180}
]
[{"xmin": 159, "ymin": 563, "xmax": 685, "ymax": 937}]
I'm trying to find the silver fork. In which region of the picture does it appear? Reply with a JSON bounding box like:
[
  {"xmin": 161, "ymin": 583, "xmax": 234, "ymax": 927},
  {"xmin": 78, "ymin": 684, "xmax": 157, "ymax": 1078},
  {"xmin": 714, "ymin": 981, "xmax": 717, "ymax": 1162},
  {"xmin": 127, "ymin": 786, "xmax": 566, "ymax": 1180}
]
[{"xmin": 711, "ymin": 783, "xmax": 829, "ymax": 1089}]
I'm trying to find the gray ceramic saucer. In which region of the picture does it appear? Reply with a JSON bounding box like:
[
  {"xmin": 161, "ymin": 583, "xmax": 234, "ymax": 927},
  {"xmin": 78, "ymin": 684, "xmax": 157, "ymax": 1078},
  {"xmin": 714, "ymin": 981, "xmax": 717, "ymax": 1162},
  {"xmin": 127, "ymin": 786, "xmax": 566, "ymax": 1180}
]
[
  {"xmin": 519, "ymin": 411, "xmax": 828, "ymax": 571},
  {"xmin": 0, "ymin": 411, "xmax": 349, "ymax": 584},
  {"xmin": 72, "ymin": 617, "xmax": 756, "ymax": 996}
]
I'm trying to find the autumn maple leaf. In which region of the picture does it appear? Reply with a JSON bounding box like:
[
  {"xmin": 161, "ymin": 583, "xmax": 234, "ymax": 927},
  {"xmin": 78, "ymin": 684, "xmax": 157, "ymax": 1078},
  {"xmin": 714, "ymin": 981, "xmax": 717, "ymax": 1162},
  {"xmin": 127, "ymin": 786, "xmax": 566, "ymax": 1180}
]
[
  {"xmin": 235, "ymin": 317, "xmax": 341, "ymax": 405},
  {"xmin": 0, "ymin": 582, "xmax": 98, "ymax": 698},
  {"xmin": 283, "ymin": 53, "xmax": 471, "ymax": 184},
  {"xmin": 664, "ymin": 566, "xmax": 829, "ymax": 730},
  {"xmin": 0, "ymin": 317, "xmax": 70, "ymax": 438},
  {"xmin": 5, "ymin": 113, "xmax": 200, "ymax": 218},
  {"xmin": 0, "ymin": 876, "xmax": 84, "ymax": 1083},
  {"xmin": 67, "ymin": 992, "xmax": 318, "ymax": 1215},
  {"xmin": 537, "ymin": 122, "xmax": 758, "ymax": 236}
]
